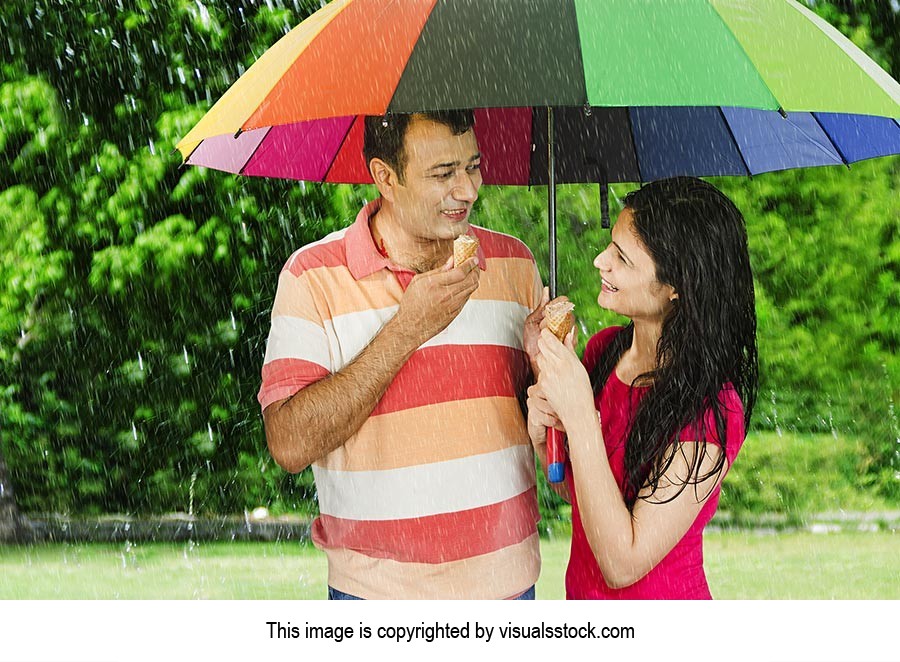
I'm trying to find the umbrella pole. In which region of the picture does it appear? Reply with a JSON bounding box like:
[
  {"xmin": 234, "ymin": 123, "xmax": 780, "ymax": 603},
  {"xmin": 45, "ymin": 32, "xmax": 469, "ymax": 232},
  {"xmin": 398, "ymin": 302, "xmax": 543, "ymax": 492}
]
[{"xmin": 547, "ymin": 107, "xmax": 557, "ymax": 299}]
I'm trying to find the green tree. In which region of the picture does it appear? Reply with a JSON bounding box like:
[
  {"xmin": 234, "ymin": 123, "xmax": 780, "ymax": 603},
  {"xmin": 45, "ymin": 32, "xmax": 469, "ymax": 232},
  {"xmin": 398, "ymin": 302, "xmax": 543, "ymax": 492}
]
[{"xmin": 0, "ymin": 0, "xmax": 332, "ymax": 517}]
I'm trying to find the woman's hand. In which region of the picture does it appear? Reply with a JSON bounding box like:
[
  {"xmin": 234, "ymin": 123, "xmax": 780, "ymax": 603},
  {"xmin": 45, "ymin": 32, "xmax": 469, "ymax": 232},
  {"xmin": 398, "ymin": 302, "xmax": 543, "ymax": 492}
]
[{"xmin": 535, "ymin": 326, "xmax": 594, "ymax": 428}]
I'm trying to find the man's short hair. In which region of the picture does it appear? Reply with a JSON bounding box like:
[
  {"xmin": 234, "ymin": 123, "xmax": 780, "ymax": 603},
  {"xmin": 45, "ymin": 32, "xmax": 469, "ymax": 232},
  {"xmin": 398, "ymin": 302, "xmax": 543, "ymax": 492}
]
[{"xmin": 363, "ymin": 110, "xmax": 475, "ymax": 182}]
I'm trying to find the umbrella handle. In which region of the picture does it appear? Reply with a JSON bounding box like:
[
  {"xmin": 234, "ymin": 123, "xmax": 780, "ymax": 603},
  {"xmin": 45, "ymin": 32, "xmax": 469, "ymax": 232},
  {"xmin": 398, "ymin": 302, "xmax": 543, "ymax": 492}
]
[{"xmin": 546, "ymin": 428, "xmax": 566, "ymax": 483}]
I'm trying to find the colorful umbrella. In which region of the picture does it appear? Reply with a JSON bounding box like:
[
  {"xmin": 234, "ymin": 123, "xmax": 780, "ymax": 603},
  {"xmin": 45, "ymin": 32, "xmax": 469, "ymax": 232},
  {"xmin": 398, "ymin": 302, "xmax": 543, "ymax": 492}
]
[
  {"xmin": 176, "ymin": 0, "xmax": 900, "ymax": 293},
  {"xmin": 176, "ymin": 0, "xmax": 900, "ymax": 486}
]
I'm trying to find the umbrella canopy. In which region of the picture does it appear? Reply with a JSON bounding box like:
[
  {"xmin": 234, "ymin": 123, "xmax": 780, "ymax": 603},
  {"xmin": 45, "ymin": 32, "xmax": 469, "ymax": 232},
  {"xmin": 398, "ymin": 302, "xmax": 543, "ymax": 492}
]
[{"xmin": 176, "ymin": 0, "xmax": 900, "ymax": 185}]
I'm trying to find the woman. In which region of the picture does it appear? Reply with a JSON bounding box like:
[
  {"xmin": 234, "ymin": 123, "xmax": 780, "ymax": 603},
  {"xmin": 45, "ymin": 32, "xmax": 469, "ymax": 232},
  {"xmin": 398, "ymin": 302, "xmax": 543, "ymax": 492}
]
[{"xmin": 527, "ymin": 177, "xmax": 758, "ymax": 599}]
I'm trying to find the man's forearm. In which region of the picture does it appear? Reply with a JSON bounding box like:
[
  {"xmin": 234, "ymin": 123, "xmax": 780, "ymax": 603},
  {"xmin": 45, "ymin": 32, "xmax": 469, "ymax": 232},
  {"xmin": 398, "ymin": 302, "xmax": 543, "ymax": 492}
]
[{"xmin": 263, "ymin": 315, "xmax": 421, "ymax": 473}]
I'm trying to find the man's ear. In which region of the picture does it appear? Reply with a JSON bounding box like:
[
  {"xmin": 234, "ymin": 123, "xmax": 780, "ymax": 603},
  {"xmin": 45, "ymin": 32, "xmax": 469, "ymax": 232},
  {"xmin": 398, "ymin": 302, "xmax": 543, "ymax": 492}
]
[{"xmin": 369, "ymin": 158, "xmax": 399, "ymax": 203}]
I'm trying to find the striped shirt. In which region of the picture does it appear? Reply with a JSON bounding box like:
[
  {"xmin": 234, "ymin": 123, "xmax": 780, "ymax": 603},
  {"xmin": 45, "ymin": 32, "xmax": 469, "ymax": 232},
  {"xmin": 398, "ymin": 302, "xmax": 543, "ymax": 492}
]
[{"xmin": 258, "ymin": 199, "xmax": 543, "ymax": 599}]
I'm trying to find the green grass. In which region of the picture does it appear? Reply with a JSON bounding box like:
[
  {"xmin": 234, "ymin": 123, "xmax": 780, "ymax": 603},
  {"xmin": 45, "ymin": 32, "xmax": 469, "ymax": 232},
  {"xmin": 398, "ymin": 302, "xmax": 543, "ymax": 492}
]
[{"xmin": 0, "ymin": 532, "xmax": 896, "ymax": 599}]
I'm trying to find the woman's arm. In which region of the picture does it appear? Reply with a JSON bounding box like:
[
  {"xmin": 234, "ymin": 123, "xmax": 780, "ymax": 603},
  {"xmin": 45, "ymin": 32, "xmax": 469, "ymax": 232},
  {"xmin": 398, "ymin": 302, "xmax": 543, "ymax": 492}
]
[
  {"xmin": 536, "ymin": 328, "xmax": 726, "ymax": 588},
  {"xmin": 565, "ymin": 404, "xmax": 725, "ymax": 588}
]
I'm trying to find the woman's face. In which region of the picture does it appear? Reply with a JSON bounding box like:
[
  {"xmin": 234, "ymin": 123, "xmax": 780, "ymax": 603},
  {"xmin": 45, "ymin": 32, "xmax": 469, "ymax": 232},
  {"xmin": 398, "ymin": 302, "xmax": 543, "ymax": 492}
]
[{"xmin": 593, "ymin": 207, "xmax": 677, "ymax": 323}]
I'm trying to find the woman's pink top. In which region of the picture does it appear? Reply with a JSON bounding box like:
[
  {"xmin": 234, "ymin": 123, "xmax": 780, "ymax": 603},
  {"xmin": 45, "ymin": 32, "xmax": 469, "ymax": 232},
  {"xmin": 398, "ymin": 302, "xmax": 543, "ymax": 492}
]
[{"xmin": 565, "ymin": 326, "xmax": 745, "ymax": 600}]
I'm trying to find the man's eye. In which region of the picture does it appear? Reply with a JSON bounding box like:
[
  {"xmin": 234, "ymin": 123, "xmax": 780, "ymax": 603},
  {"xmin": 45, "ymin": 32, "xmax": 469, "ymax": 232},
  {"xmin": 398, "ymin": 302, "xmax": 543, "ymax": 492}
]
[
  {"xmin": 434, "ymin": 171, "xmax": 453, "ymax": 180},
  {"xmin": 467, "ymin": 163, "xmax": 481, "ymax": 172}
]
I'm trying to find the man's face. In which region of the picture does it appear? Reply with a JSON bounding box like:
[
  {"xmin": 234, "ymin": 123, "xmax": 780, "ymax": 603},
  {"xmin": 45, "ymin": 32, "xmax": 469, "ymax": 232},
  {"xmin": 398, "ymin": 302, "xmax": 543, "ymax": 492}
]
[{"xmin": 391, "ymin": 117, "xmax": 483, "ymax": 242}]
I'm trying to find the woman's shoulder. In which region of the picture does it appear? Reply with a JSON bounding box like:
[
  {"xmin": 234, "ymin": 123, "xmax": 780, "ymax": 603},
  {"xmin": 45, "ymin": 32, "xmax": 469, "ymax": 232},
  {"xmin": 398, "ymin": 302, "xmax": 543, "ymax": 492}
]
[
  {"xmin": 582, "ymin": 325, "xmax": 625, "ymax": 372},
  {"xmin": 679, "ymin": 384, "xmax": 746, "ymax": 464}
]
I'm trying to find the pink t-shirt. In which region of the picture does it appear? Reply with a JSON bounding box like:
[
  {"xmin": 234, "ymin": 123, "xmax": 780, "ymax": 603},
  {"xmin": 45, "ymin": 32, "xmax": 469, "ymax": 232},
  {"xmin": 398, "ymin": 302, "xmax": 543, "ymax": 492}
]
[{"xmin": 565, "ymin": 326, "xmax": 745, "ymax": 600}]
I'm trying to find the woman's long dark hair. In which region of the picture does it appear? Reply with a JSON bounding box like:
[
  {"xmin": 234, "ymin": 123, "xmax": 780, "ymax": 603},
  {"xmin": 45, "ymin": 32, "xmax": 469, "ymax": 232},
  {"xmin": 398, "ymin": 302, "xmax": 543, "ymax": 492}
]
[{"xmin": 590, "ymin": 177, "xmax": 758, "ymax": 508}]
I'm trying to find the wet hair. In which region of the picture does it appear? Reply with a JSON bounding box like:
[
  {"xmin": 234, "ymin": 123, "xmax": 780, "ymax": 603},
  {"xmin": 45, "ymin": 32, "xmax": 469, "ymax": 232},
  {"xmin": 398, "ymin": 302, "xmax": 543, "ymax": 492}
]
[
  {"xmin": 590, "ymin": 177, "xmax": 758, "ymax": 508},
  {"xmin": 363, "ymin": 110, "xmax": 475, "ymax": 183}
]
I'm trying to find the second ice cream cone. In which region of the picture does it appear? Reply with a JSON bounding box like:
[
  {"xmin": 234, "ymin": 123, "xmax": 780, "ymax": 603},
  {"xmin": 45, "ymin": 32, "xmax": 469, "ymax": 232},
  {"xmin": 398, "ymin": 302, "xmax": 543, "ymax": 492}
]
[{"xmin": 545, "ymin": 300, "xmax": 575, "ymax": 340}]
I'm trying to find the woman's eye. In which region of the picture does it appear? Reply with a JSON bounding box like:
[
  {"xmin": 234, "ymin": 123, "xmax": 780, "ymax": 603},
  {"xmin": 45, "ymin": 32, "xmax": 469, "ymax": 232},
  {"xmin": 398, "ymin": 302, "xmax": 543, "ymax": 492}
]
[{"xmin": 466, "ymin": 163, "xmax": 481, "ymax": 172}]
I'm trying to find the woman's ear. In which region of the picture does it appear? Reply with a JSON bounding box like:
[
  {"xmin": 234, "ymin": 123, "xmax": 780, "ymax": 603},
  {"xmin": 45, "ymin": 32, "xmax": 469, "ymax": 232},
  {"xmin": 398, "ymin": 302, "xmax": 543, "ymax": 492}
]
[{"xmin": 369, "ymin": 158, "xmax": 398, "ymax": 203}]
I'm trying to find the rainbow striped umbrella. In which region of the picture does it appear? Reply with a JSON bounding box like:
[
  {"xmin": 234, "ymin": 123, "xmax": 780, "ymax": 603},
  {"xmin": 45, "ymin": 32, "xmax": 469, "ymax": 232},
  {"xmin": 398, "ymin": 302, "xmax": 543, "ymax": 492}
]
[{"xmin": 176, "ymin": 0, "xmax": 900, "ymax": 290}]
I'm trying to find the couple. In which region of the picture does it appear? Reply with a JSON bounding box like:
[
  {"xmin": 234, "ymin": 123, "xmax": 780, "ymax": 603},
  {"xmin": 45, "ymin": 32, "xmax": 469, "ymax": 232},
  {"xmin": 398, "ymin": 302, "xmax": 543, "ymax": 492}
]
[{"xmin": 258, "ymin": 111, "xmax": 758, "ymax": 600}]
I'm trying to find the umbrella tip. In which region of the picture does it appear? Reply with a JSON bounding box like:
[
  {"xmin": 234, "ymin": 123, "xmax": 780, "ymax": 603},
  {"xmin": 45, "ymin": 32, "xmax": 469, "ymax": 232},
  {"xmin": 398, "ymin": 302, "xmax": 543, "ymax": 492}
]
[
  {"xmin": 234, "ymin": 128, "xmax": 243, "ymax": 139},
  {"xmin": 777, "ymin": 107, "xmax": 788, "ymax": 119}
]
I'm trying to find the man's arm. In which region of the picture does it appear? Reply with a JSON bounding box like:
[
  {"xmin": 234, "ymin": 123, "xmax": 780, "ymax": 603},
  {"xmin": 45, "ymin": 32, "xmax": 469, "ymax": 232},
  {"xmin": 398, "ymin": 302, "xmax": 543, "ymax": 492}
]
[
  {"xmin": 264, "ymin": 313, "xmax": 420, "ymax": 473},
  {"xmin": 264, "ymin": 256, "xmax": 480, "ymax": 473}
]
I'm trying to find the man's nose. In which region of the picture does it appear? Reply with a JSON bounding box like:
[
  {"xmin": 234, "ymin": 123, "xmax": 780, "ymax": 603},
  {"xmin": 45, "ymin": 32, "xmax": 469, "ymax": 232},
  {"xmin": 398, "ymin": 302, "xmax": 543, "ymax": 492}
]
[{"xmin": 452, "ymin": 171, "xmax": 479, "ymax": 202}]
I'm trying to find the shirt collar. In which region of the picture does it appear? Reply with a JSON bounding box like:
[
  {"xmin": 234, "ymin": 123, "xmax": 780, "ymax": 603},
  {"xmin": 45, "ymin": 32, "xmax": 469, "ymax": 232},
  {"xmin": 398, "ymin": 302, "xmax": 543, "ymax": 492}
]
[
  {"xmin": 345, "ymin": 197, "xmax": 487, "ymax": 280},
  {"xmin": 345, "ymin": 198, "xmax": 391, "ymax": 280}
]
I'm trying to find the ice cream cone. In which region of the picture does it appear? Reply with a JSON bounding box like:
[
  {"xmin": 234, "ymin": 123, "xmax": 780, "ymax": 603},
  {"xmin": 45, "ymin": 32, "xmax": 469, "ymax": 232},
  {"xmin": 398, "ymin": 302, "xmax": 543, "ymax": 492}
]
[
  {"xmin": 545, "ymin": 300, "xmax": 575, "ymax": 340},
  {"xmin": 453, "ymin": 234, "xmax": 479, "ymax": 268}
]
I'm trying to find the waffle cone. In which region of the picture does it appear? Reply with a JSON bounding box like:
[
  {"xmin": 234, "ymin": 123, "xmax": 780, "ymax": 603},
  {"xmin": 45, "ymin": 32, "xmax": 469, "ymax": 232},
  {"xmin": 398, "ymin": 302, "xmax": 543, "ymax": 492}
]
[
  {"xmin": 545, "ymin": 301, "xmax": 575, "ymax": 340},
  {"xmin": 453, "ymin": 234, "xmax": 479, "ymax": 267}
]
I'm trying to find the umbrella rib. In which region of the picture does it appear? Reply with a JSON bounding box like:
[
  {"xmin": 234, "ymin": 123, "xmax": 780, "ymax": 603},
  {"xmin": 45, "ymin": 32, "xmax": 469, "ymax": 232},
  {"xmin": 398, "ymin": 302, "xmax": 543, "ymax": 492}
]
[
  {"xmin": 321, "ymin": 115, "xmax": 359, "ymax": 183},
  {"xmin": 624, "ymin": 108, "xmax": 644, "ymax": 184},
  {"xmin": 716, "ymin": 106, "xmax": 752, "ymax": 177},
  {"xmin": 237, "ymin": 126, "xmax": 273, "ymax": 176},
  {"xmin": 178, "ymin": 139, "xmax": 204, "ymax": 167},
  {"xmin": 810, "ymin": 112, "xmax": 850, "ymax": 167},
  {"xmin": 784, "ymin": 113, "xmax": 851, "ymax": 165}
]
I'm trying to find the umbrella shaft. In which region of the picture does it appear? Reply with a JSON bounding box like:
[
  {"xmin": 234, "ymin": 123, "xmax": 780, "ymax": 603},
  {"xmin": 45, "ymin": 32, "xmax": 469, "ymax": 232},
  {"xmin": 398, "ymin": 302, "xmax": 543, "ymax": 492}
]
[{"xmin": 548, "ymin": 107, "xmax": 558, "ymax": 299}]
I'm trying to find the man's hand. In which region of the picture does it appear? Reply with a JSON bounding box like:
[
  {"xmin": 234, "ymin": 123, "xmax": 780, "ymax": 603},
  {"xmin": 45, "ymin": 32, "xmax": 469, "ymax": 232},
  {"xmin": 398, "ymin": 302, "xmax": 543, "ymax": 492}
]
[
  {"xmin": 523, "ymin": 286, "xmax": 550, "ymax": 368},
  {"xmin": 393, "ymin": 255, "xmax": 480, "ymax": 347}
]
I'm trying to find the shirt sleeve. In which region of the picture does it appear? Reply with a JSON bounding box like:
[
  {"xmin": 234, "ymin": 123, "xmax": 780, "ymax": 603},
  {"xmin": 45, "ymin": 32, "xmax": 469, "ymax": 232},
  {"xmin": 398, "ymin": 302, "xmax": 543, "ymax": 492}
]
[
  {"xmin": 678, "ymin": 387, "xmax": 746, "ymax": 467},
  {"xmin": 257, "ymin": 262, "xmax": 333, "ymax": 411}
]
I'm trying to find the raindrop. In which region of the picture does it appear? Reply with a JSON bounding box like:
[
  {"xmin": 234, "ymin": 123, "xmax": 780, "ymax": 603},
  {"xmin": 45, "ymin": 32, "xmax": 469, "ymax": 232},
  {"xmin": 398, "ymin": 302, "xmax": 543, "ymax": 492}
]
[
  {"xmin": 230, "ymin": 312, "xmax": 236, "ymax": 330},
  {"xmin": 183, "ymin": 345, "xmax": 190, "ymax": 365},
  {"xmin": 771, "ymin": 390, "xmax": 782, "ymax": 437},
  {"xmin": 207, "ymin": 422, "xmax": 214, "ymax": 442},
  {"xmin": 188, "ymin": 471, "xmax": 197, "ymax": 526},
  {"xmin": 826, "ymin": 396, "xmax": 837, "ymax": 439},
  {"xmin": 148, "ymin": 139, "xmax": 156, "ymax": 155},
  {"xmin": 131, "ymin": 422, "xmax": 138, "ymax": 441},
  {"xmin": 195, "ymin": 0, "xmax": 211, "ymax": 28},
  {"xmin": 138, "ymin": 352, "xmax": 143, "ymax": 371}
]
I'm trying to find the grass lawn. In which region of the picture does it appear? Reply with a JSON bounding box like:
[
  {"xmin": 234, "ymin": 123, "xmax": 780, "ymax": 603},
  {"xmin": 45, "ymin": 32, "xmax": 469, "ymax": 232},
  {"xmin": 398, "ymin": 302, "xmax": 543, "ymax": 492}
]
[{"xmin": 0, "ymin": 531, "xmax": 896, "ymax": 599}]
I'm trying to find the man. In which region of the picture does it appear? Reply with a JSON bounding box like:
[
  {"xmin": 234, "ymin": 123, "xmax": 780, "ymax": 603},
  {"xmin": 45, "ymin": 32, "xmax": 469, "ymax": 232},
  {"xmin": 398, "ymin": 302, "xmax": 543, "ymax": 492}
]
[{"xmin": 258, "ymin": 110, "xmax": 543, "ymax": 599}]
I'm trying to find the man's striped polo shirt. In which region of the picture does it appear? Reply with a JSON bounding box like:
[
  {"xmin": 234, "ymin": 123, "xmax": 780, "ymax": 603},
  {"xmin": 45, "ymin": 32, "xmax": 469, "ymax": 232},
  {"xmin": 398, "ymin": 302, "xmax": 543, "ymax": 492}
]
[{"xmin": 258, "ymin": 199, "xmax": 542, "ymax": 599}]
